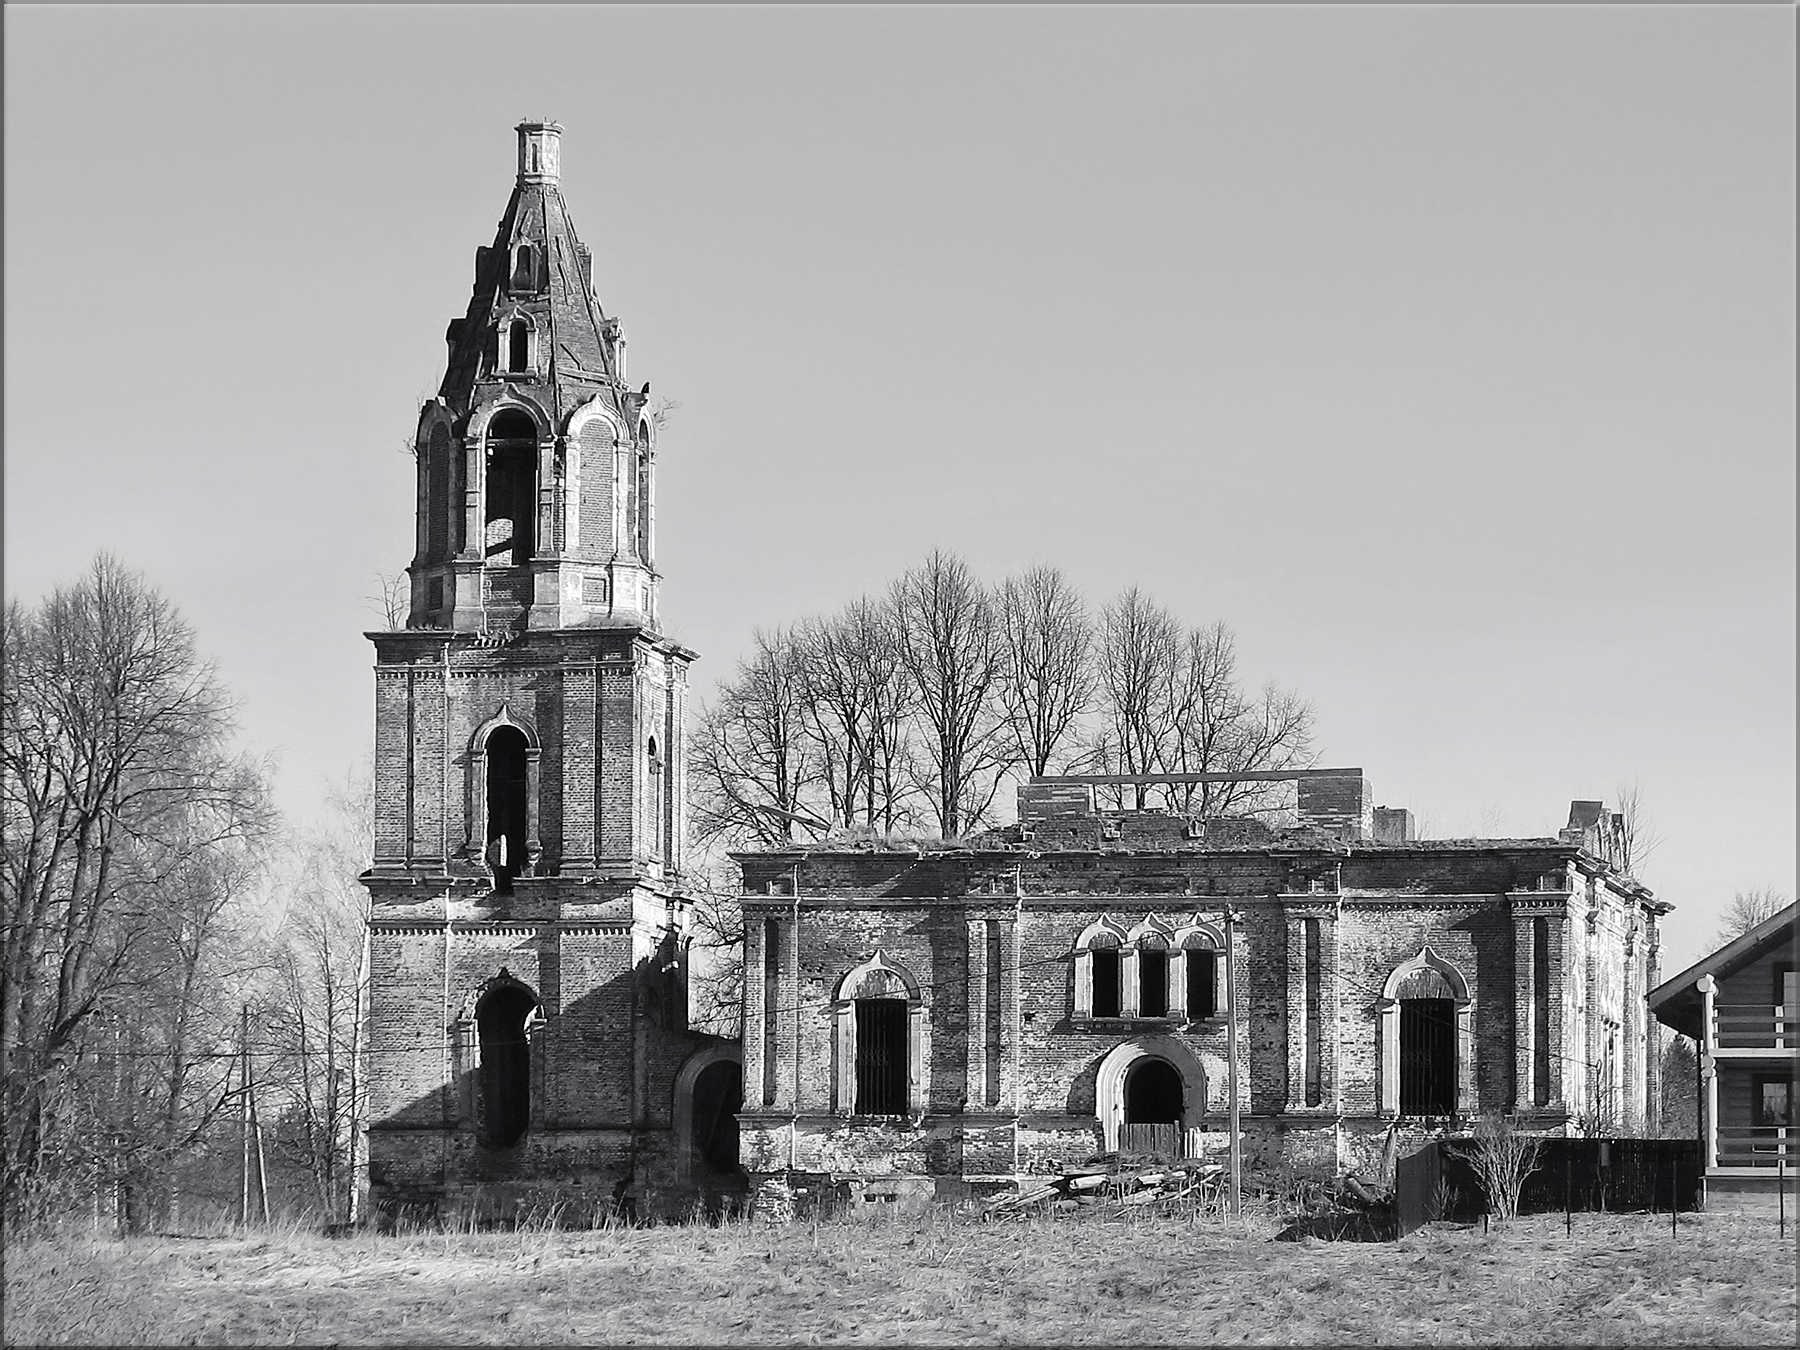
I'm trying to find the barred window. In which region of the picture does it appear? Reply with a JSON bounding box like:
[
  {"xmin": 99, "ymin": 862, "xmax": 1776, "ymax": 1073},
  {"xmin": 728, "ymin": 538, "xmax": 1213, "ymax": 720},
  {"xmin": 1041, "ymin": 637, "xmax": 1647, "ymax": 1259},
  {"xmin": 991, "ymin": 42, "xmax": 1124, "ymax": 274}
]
[{"xmin": 854, "ymin": 998, "xmax": 908, "ymax": 1115}]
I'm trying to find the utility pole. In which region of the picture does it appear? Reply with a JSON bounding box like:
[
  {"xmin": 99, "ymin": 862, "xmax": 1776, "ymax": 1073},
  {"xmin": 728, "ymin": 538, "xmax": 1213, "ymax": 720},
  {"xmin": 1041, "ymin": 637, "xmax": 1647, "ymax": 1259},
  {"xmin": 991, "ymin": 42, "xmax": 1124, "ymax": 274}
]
[
  {"xmin": 1224, "ymin": 905, "xmax": 1243, "ymax": 1218},
  {"xmin": 239, "ymin": 1003, "xmax": 251, "ymax": 1227}
]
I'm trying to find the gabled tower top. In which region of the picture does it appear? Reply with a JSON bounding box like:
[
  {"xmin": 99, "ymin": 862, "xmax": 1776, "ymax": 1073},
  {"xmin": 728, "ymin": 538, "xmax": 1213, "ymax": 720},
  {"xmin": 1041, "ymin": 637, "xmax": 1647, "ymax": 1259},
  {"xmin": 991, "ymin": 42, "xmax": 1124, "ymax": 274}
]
[{"xmin": 516, "ymin": 120, "xmax": 563, "ymax": 185}]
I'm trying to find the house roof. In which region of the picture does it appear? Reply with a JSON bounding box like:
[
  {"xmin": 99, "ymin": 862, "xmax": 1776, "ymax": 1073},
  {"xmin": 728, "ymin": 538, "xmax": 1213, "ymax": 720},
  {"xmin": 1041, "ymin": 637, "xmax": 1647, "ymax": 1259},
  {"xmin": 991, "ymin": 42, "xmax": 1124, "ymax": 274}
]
[{"xmin": 1647, "ymin": 900, "xmax": 1798, "ymax": 1038}]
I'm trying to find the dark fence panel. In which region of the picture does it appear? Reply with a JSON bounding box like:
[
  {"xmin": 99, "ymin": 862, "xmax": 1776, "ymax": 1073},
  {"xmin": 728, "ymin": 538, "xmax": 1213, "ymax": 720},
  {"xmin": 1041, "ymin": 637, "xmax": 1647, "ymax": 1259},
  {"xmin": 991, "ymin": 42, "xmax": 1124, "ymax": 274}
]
[{"xmin": 1397, "ymin": 1137, "xmax": 1701, "ymax": 1236}]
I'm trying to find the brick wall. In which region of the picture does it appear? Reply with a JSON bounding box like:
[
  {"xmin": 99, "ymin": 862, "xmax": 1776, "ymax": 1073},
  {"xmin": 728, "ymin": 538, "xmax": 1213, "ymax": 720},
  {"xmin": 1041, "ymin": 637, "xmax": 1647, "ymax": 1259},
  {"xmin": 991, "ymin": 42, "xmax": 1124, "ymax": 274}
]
[{"xmin": 734, "ymin": 833, "xmax": 1665, "ymax": 1194}]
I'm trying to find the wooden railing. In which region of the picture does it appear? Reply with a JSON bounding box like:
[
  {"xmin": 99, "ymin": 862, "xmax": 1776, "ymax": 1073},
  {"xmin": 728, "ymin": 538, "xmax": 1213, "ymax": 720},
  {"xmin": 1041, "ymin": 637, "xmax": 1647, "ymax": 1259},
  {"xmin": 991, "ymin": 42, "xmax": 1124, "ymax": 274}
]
[
  {"xmin": 1716, "ymin": 1125, "xmax": 1793, "ymax": 1169},
  {"xmin": 1711, "ymin": 1005, "xmax": 1798, "ymax": 1050}
]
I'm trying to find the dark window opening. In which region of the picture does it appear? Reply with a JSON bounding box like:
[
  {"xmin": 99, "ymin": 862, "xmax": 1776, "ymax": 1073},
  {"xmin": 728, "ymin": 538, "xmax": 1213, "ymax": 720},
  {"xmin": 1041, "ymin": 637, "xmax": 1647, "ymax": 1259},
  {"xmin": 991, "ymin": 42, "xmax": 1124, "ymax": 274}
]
[
  {"xmin": 854, "ymin": 997, "xmax": 908, "ymax": 1115},
  {"xmin": 476, "ymin": 983, "xmax": 535, "ymax": 1147},
  {"xmin": 1139, "ymin": 949, "xmax": 1169, "ymax": 1018},
  {"xmin": 692, "ymin": 1060, "xmax": 743, "ymax": 1173},
  {"xmin": 1185, "ymin": 949, "xmax": 1217, "ymax": 1019},
  {"xmin": 485, "ymin": 726, "xmax": 528, "ymax": 893},
  {"xmin": 1124, "ymin": 1058, "xmax": 1183, "ymax": 1124},
  {"xmin": 508, "ymin": 320, "xmax": 530, "ymax": 372},
  {"xmin": 511, "ymin": 244, "xmax": 536, "ymax": 292},
  {"xmin": 1752, "ymin": 1073, "xmax": 1793, "ymax": 1127},
  {"xmin": 485, "ymin": 410, "xmax": 536, "ymax": 566},
  {"xmin": 1091, "ymin": 948, "xmax": 1121, "ymax": 1019},
  {"xmin": 1399, "ymin": 997, "xmax": 1455, "ymax": 1115}
]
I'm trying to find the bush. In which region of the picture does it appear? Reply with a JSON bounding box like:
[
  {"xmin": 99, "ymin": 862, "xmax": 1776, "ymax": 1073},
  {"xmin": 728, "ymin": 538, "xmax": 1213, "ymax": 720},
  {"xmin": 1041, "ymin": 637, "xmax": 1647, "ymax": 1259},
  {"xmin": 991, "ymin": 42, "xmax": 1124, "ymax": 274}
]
[{"xmin": 1449, "ymin": 1113, "xmax": 1542, "ymax": 1221}]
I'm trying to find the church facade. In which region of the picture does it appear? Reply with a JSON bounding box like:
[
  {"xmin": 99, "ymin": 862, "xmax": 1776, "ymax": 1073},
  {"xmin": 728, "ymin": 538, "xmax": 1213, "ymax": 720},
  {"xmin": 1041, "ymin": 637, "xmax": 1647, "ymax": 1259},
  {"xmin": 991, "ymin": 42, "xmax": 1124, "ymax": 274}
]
[
  {"xmin": 362, "ymin": 123, "xmax": 1670, "ymax": 1224},
  {"xmin": 732, "ymin": 777, "xmax": 1670, "ymax": 1215},
  {"xmin": 361, "ymin": 122, "xmax": 738, "ymax": 1225}
]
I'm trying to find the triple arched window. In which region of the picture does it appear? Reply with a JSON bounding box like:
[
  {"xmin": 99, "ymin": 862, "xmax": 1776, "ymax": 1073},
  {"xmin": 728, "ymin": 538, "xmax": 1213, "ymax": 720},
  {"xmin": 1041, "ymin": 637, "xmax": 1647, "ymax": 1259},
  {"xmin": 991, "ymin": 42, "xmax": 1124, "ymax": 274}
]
[{"xmin": 1073, "ymin": 916, "xmax": 1224, "ymax": 1022}]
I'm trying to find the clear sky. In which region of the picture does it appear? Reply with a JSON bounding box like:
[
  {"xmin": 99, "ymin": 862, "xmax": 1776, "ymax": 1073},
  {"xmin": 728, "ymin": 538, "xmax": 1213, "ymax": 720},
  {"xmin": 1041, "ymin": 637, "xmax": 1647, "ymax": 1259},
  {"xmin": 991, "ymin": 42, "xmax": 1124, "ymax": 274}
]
[{"xmin": 5, "ymin": 6, "xmax": 1793, "ymax": 975}]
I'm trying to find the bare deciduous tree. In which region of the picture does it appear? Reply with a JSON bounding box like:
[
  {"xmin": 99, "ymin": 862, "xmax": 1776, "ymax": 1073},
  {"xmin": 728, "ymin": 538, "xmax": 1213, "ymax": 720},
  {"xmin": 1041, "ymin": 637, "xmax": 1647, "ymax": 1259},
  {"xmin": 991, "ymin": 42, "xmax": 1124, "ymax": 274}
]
[
  {"xmin": 690, "ymin": 628, "xmax": 832, "ymax": 848},
  {"xmin": 1092, "ymin": 592, "xmax": 1314, "ymax": 815},
  {"xmin": 1713, "ymin": 887, "xmax": 1791, "ymax": 946},
  {"xmin": 892, "ymin": 552, "xmax": 1008, "ymax": 838},
  {"xmin": 1, "ymin": 554, "xmax": 273, "ymax": 1226},
  {"xmin": 1093, "ymin": 588, "xmax": 1181, "ymax": 808},
  {"xmin": 262, "ymin": 772, "xmax": 371, "ymax": 1224},
  {"xmin": 1612, "ymin": 780, "xmax": 1662, "ymax": 881},
  {"xmin": 798, "ymin": 596, "xmax": 916, "ymax": 834},
  {"xmin": 996, "ymin": 565, "xmax": 1093, "ymax": 778},
  {"xmin": 367, "ymin": 573, "xmax": 408, "ymax": 629}
]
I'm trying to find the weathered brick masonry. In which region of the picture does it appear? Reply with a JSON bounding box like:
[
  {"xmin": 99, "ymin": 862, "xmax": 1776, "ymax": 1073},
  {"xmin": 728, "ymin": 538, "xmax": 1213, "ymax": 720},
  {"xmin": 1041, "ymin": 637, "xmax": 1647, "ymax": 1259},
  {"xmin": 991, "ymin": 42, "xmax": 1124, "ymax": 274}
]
[
  {"xmin": 362, "ymin": 123, "xmax": 735, "ymax": 1224},
  {"xmin": 363, "ymin": 122, "xmax": 1671, "ymax": 1223},
  {"xmin": 732, "ymin": 782, "xmax": 1669, "ymax": 1212}
]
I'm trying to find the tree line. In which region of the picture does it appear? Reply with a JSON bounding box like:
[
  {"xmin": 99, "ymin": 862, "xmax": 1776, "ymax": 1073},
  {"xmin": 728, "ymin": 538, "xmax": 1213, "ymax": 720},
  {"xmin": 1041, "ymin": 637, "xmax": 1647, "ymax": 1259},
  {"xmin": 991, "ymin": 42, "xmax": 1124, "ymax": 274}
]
[
  {"xmin": 690, "ymin": 549, "xmax": 1317, "ymax": 850},
  {"xmin": 2, "ymin": 555, "xmax": 365, "ymax": 1232}
]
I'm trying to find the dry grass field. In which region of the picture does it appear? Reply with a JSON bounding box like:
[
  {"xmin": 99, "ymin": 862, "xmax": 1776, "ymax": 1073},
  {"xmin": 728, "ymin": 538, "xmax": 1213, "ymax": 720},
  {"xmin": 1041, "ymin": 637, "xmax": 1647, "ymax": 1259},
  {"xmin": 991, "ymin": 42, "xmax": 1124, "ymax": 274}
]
[{"xmin": 4, "ymin": 1206, "xmax": 1794, "ymax": 1345}]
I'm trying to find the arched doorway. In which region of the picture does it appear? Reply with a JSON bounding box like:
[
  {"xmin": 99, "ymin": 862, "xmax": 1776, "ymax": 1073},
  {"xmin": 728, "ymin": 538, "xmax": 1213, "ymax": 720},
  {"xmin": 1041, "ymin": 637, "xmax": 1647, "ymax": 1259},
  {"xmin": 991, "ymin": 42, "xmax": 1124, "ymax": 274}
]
[
  {"xmin": 1095, "ymin": 1036, "xmax": 1207, "ymax": 1156},
  {"xmin": 1121, "ymin": 1057, "xmax": 1184, "ymax": 1157},
  {"xmin": 476, "ymin": 981, "xmax": 536, "ymax": 1147},
  {"xmin": 691, "ymin": 1060, "xmax": 742, "ymax": 1174}
]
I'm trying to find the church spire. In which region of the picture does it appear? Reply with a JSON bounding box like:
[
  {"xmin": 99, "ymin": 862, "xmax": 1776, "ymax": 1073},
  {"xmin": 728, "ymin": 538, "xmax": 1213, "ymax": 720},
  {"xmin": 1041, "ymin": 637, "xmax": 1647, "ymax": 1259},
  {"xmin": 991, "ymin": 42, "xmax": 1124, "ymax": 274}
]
[{"xmin": 405, "ymin": 121, "xmax": 661, "ymax": 634}]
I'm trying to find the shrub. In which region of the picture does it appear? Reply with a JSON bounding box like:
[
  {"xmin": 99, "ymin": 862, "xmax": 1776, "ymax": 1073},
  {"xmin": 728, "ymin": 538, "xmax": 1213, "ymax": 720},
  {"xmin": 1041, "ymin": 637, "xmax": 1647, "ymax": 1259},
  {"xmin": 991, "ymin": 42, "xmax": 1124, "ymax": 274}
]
[{"xmin": 1450, "ymin": 1113, "xmax": 1541, "ymax": 1221}]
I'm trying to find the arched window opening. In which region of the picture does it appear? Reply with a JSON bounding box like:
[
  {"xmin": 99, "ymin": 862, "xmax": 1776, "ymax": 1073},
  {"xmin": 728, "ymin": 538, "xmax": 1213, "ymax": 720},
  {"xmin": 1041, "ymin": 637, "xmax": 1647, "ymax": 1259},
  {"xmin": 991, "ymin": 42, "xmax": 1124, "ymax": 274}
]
[
  {"xmin": 692, "ymin": 1060, "xmax": 742, "ymax": 1174},
  {"xmin": 484, "ymin": 410, "xmax": 536, "ymax": 566},
  {"xmin": 485, "ymin": 725, "xmax": 528, "ymax": 893},
  {"xmin": 1139, "ymin": 939, "xmax": 1170, "ymax": 1019},
  {"xmin": 854, "ymin": 998, "xmax": 908, "ymax": 1115},
  {"xmin": 476, "ymin": 982, "xmax": 535, "ymax": 1147},
  {"xmin": 1185, "ymin": 949, "xmax": 1219, "ymax": 1019},
  {"xmin": 1074, "ymin": 922, "xmax": 1125, "ymax": 1021},
  {"xmin": 1092, "ymin": 941, "xmax": 1122, "ymax": 1019},
  {"xmin": 511, "ymin": 243, "xmax": 536, "ymax": 292},
  {"xmin": 1398, "ymin": 965, "xmax": 1457, "ymax": 1115},
  {"xmin": 508, "ymin": 319, "xmax": 530, "ymax": 372},
  {"xmin": 634, "ymin": 448, "xmax": 651, "ymax": 561}
]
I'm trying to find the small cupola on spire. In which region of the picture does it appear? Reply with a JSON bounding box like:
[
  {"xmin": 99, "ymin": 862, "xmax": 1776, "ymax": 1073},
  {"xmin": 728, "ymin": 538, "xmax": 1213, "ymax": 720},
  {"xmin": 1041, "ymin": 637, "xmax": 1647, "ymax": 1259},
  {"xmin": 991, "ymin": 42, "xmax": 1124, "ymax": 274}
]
[{"xmin": 516, "ymin": 120, "xmax": 562, "ymax": 185}]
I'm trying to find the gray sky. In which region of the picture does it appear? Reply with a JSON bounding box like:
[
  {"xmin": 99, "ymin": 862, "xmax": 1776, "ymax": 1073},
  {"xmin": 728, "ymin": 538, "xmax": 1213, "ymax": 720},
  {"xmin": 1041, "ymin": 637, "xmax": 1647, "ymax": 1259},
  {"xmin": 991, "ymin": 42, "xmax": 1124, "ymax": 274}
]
[{"xmin": 5, "ymin": 6, "xmax": 1793, "ymax": 974}]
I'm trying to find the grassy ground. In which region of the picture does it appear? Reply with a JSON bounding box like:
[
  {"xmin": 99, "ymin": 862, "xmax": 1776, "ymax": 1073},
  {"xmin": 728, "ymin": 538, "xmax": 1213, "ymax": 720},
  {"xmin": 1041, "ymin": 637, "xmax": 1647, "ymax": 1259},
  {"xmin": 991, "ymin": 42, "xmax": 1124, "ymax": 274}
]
[{"xmin": 4, "ymin": 1206, "xmax": 1794, "ymax": 1345}]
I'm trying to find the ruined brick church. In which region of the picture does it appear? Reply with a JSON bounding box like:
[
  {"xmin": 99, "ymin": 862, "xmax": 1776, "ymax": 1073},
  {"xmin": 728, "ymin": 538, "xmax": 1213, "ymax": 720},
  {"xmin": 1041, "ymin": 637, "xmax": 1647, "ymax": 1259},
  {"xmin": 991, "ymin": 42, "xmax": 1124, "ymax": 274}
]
[{"xmin": 363, "ymin": 123, "xmax": 1671, "ymax": 1222}]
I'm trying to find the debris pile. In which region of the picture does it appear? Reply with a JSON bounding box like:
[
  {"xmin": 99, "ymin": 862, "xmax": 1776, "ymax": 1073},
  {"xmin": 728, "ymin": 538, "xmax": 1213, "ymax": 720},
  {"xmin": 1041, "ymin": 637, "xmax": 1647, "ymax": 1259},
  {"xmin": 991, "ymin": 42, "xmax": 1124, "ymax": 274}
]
[{"xmin": 982, "ymin": 1160, "xmax": 1226, "ymax": 1220}]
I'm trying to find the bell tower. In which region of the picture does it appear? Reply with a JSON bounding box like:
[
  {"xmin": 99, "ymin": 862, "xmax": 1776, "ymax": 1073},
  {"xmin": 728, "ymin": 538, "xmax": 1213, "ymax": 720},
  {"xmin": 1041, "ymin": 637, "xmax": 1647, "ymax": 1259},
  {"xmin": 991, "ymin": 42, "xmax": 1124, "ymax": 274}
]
[{"xmin": 363, "ymin": 122, "xmax": 710, "ymax": 1224}]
